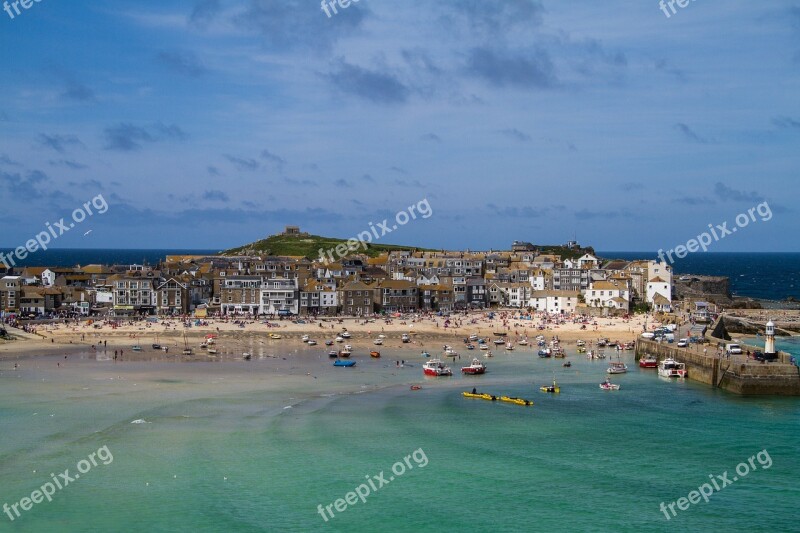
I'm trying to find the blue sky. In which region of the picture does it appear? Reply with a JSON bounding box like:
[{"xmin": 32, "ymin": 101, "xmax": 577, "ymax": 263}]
[{"xmin": 0, "ymin": 0, "xmax": 798, "ymax": 252}]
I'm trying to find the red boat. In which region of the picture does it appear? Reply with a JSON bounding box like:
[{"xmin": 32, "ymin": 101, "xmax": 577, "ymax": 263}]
[
  {"xmin": 461, "ymin": 358, "xmax": 487, "ymax": 375},
  {"xmin": 639, "ymin": 354, "xmax": 658, "ymax": 368},
  {"xmin": 423, "ymin": 359, "xmax": 452, "ymax": 376}
]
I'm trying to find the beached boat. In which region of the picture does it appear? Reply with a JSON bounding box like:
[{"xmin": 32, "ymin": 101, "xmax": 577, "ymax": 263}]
[
  {"xmin": 328, "ymin": 350, "xmax": 338, "ymax": 358},
  {"xmin": 623, "ymin": 341, "xmax": 635, "ymax": 350},
  {"xmin": 207, "ymin": 347, "xmax": 217, "ymax": 355},
  {"xmin": 325, "ymin": 340, "xmax": 334, "ymax": 346},
  {"xmin": 577, "ymin": 346, "xmax": 587, "ymax": 353},
  {"xmin": 479, "ymin": 344, "xmax": 489, "ymax": 351},
  {"xmin": 243, "ymin": 352, "xmax": 251, "ymax": 360},
  {"xmin": 370, "ymin": 351, "xmax": 380, "ymax": 358},
  {"xmin": 493, "ymin": 339, "xmax": 506, "ymax": 345},
  {"xmin": 401, "ymin": 333, "xmax": 411, "ymax": 343},
  {"xmin": 182, "ymin": 332, "xmax": 192, "ymax": 355},
  {"xmin": 607, "ymin": 361, "xmax": 628, "ymax": 374},
  {"xmin": 518, "ymin": 339, "xmax": 528, "ymax": 346},
  {"xmin": 333, "ymin": 359, "xmax": 356, "ymax": 367},
  {"xmin": 421, "ymin": 351, "xmax": 431, "ymax": 358},
  {"xmin": 307, "ymin": 340, "xmax": 317, "ymax": 346},
  {"xmin": 301, "ymin": 335, "xmax": 310, "ymax": 342},
  {"xmin": 152, "ymin": 334, "xmax": 161, "ymax": 350},
  {"xmin": 500, "ymin": 395, "xmax": 533, "ymax": 406},
  {"xmin": 658, "ymin": 358, "xmax": 687, "ymax": 378},
  {"xmin": 461, "ymin": 358, "xmax": 487, "ymax": 375},
  {"xmin": 505, "ymin": 342, "xmax": 514, "ymax": 350},
  {"xmin": 600, "ymin": 378, "xmax": 621, "ymax": 390},
  {"xmin": 269, "ymin": 333, "xmax": 282, "ymax": 340},
  {"xmin": 423, "ymin": 359, "xmax": 452, "ymax": 376},
  {"xmin": 468, "ymin": 334, "xmax": 479, "ymax": 341},
  {"xmin": 335, "ymin": 336, "xmax": 344, "ymax": 343},
  {"xmin": 576, "ymin": 340, "xmax": 586, "ymax": 347},
  {"xmin": 538, "ymin": 348, "xmax": 551, "ymax": 357},
  {"xmin": 374, "ymin": 338, "xmax": 383, "ymax": 345},
  {"xmin": 341, "ymin": 332, "xmax": 351, "ymax": 339},
  {"xmin": 540, "ymin": 379, "xmax": 560, "ymax": 393},
  {"xmin": 338, "ymin": 348, "xmax": 352, "ymax": 358},
  {"xmin": 344, "ymin": 344, "xmax": 353, "ymax": 351},
  {"xmin": 639, "ymin": 354, "xmax": 658, "ymax": 368}
]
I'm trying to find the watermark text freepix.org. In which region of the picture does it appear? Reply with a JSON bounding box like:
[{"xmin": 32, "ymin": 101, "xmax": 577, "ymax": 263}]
[
  {"xmin": 317, "ymin": 448, "xmax": 428, "ymax": 522},
  {"xmin": 317, "ymin": 198, "xmax": 432, "ymax": 265},
  {"xmin": 660, "ymin": 448, "xmax": 772, "ymax": 520},
  {"xmin": 657, "ymin": 201, "xmax": 771, "ymax": 265},
  {"xmin": 3, "ymin": 445, "xmax": 114, "ymax": 522},
  {"xmin": 321, "ymin": 0, "xmax": 359, "ymax": 18},
  {"xmin": 0, "ymin": 194, "xmax": 109, "ymax": 268},
  {"xmin": 659, "ymin": 0, "xmax": 698, "ymax": 19},
  {"xmin": 3, "ymin": 0, "xmax": 44, "ymax": 20}
]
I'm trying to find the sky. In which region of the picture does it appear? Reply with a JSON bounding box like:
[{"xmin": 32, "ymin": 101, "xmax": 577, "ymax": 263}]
[{"xmin": 0, "ymin": 0, "xmax": 798, "ymax": 253}]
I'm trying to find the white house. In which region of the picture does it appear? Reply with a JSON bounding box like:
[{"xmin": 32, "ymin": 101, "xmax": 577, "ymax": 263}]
[
  {"xmin": 577, "ymin": 253, "xmax": 599, "ymax": 269},
  {"xmin": 646, "ymin": 261, "xmax": 672, "ymax": 312},
  {"xmin": 260, "ymin": 278, "xmax": 299, "ymax": 315},
  {"xmin": 584, "ymin": 280, "xmax": 630, "ymax": 312},
  {"xmin": 529, "ymin": 290, "xmax": 580, "ymax": 314}
]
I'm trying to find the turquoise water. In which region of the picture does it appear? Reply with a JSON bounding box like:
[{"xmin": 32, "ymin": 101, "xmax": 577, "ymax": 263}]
[{"xmin": 1, "ymin": 348, "xmax": 798, "ymax": 532}]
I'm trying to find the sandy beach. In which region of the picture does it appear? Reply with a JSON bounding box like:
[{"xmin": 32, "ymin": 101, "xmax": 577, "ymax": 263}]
[{"xmin": 1, "ymin": 311, "xmax": 653, "ymax": 362}]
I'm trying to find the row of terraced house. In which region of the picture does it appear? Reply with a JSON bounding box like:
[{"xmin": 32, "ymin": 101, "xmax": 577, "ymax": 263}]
[{"xmin": 1, "ymin": 239, "xmax": 673, "ymax": 318}]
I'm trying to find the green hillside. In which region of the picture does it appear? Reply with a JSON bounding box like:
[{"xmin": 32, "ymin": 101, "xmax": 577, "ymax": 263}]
[{"xmin": 220, "ymin": 233, "xmax": 430, "ymax": 259}]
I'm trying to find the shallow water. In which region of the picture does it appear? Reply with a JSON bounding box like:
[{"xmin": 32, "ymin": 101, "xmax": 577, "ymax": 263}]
[{"xmin": 0, "ymin": 345, "xmax": 797, "ymax": 532}]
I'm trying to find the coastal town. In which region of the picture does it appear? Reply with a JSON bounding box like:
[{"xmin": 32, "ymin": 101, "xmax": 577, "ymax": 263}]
[{"xmin": 1, "ymin": 226, "xmax": 678, "ymax": 321}]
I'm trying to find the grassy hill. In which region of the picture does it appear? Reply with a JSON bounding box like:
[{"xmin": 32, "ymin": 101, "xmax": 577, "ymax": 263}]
[{"xmin": 220, "ymin": 233, "xmax": 430, "ymax": 259}]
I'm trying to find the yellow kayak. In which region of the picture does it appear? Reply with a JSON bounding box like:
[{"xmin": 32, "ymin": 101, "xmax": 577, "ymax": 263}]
[
  {"xmin": 500, "ymin": 395, "xmax": 533, "ymax": 406},
  {"xmin": 269, "ymin": 333, "xmax": 282, "ymax": 339},
  {"xmin": 462, "ymin": 392, "xmax": 497, "ymax": 401}
]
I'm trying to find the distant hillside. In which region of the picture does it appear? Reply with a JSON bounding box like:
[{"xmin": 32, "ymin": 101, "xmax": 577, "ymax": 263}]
[
  {"xmin": 220, "ymin": 233, "xmax": 431, "ymax": 259},
  {"xmin": 538, "ymin": 245, "xmax": 596, "ymax": 262}
]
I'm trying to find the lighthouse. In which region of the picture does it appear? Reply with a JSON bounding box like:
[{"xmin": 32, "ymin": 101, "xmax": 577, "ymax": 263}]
[{"xmin": 764, "ymin": 319, "xmax": 776, "ymax": 358}]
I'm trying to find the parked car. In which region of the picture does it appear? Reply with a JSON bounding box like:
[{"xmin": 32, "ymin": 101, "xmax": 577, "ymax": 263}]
[
  {"xmin": 726, "ymin": 343, "xmax": 743, "ymax": 355},
  {"xmin": 677, "ymin": 338, "xmax": 688, "ymax": 347}
]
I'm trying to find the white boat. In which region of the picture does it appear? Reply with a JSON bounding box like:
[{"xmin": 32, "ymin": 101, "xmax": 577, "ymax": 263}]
[
  {"xmin": 445, "ymin": 347, "xmax": 459, "ymax": 357},
  {"xmin": 423, "ymin": 359, "xmax": 452, "ymax": 376},
  {"xmin": 307, "ymin": 340, "xmax": 317, "ymax": 346},
  {"xmin": 607, "ymin": 361, "xmax": 628, "ymax": 374},
  {"xmin": 600, "ymin": 378, "xmax": 621, "ymax": 390},
  {"xmin": 374, "ymin": 338, "xmax": 383, "ymax": 345},
  {"xmin": 641, "ymin": 332, "xmax": 655, "ymax": 339},
  {"xmin": 341, "ymin": 332, "xmax": 351, "ymax": 339},
  {"xmin": 505, "ymin": 342, "xmax": 514, "ymax": 350},
  {"xmin": 658, "ymin": 358, "xmax": 687, "ymax": 378},
  {"xmin": 479, "ymin": 344, "xmax": 489, "ymax": 350},
  {"xmin": 401, "ymin": 333, "xmax": 411, "ymax": 343},
  {"xmin": 207, "ymin": 347, "xmax": 218, "ymax": 354},
  {"xmin": 344, "ymin": 344, "xmax": 353, "ymax": 351},
  {"xmin": 518, "ymin": 339, "xmax": 528, "ymax": 346},
  {"xmin": 301, "ymin": 335, "xmax": 310, "ymax": 342},
  {"xmin": 576, "ymin": 340, "xmax": 586, "ymax": 347},
  {"xmin": 378, "ymin": 334, "xmax": 386, "ymax": 339},
  {"xmin": 468, "ymin": 334, "xmax": 479, "ymax": 341},
  {"xmin": 335, "ymin": 336, "xmax": 344, "ymax": 343}
]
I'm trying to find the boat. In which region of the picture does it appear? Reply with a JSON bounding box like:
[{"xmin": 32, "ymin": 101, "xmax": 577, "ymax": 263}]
[
  {"xmin": 600, "ymin": 378, "xmax": 621, "ymax": 390},
  {"xmin": 338, "ymin": 348, "xmax": 352, "ymax": 358},
  {"xmin": 401, "ymin": 333, "xmax": 411, "ymax": 343},
  {"xmin": 344, "ymin": 344, "xmax": 353, "ymax": 351},
  {"xmin": 335, "ymin": 336, "xmax": 344, "ymax": 343},
  {"xmin": 374, "ymin": 338, "xmax": 383, "ymax": 345},
  {"xmin": 328, "ymin": 350, "xmax": 338, "ymax": 358},
  {"xmin": 422, "ymin": 359, "xmax": 452, "ymax": 376},
  {"xmin": 577, "ymin": 346, "xmax": 586, "ymax": 354},
  {"xmin": 576, "ymin": 340, "xmax": 586, "ymax": 347},
  {"xmin": 341, "ymin": 331, "xmax": 351, "ymax": 339},
  {"xmin": 639, "ymin": 354, "xmax": 658, "ymax": 368},
  {"xmin": 468, "ymin": 334, "xmax": 479, "ymax": 341},
  {"xmin": 243, "ymin": 352, "xmax": 251, "ymax": 360},
  {"xmin": 623, "ymin": 341, "xmax": 635, "ymax": 350},
  {"xmin": 421, "ymin": 351, "xmax": 431, "ymax": 358},
  {"xmin": 301, "ymin": 335, "xmax": 310, "ymax": 342},
  {"xmin": 199, "ymin": 341, "xmax": 208, "ymax": 349},
  {"xmin": 207, "ymin": 347, "xmax": 217, "ymax": 355},
  {"xmin": 500, "ymin": 395, "xmax": 533, "ymax": 406},
  {"xmin": 484, "ymin": 351, "xmax": 494, "ymax": 358},
  {"xmin": 269, "ymin": 333, "xmax": 282, "ymax": 340},
  {"xmin": 538, "ymin": 348, "xmax": 551, "ymax": 357},
  {"xmin": 553, "ymin": 348, "xmax": 565, "ymax": 358},
  {"xmin": 152, "ymin": 334, "xmax": 161, "ymax": 350},
  {"xmin": 333, "ymin": 359, "xmax": 356, "ymax": 367},
  {"xmin": 466, "ymin": 344, "xmax": 475, "ymax": 350},
  {"xmin": 444, "ymin": 347, "xmax": 459, "ymax": 357},
  {"xmin": 462, "ymin": 391, "xmax": 497, "ymax": 401},
  {"xmin": 540, "ymin": 379, "xmax": 560, "ymax": 393},
  {"xmin": 562, "ymin": 361, "xmax": 572, "ymax": 367},
  {"xmin": 370, "ymin": 351, "xmax": 380, "ymax": 358},
  {"xmin": 410, "ymin": 385, "xmax": 421, "ymax": 390},
  {"xmin": 505, "ymin": 342, "xmax": 514, "ymax": 350},
  {"xmin": 307, "ymin": 340, "xmax": 317, "ymax": 346},
  {"xmin": 479, "ymin": 344, "xmax": 489, "ymax": 351},
  {"xmin": 518, "ymin": 339, "xmax": 528, "ymax": 346},
  {"xmin": 325, "ymin": 340, "xmax": 334, "ymax": 346},
  {"xmin": 658, "ymin": 358, "xmax": 687, "ymax": 378},
  {"xmin": 607, "ymin": 361, "xmax": 628, "ymax": 374},
  {"xmin": 493, "ymin": 339, "xmax": 505, "ymax": 345},
  {"xmin": 182, "ymin": 331, "xmax": 192, "ymax": 355},
  {"xmin": 461, "ymin": 358, "xmax": 487, "ymax": 375}
]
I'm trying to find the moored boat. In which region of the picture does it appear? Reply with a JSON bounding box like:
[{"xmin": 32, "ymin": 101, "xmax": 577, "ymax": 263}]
[
  {"xmin": 600, "ymin": 378, "xmax": 621, "ymax": 390},
  {"xmin": 423, "ymin": 359, "xmax": 452, "ymax": 376},
  {"xmin": 333, "ymin": 359, "xmax": 356, "ymax": 367},
  {"xmin": 461, "ymin": 358, "xmax": 487, "ymax": 375},
  {"xmin": 328, "ymin": 350, "xmax": 338, "ymax": 358},
  {"xmin": 658, "ymin": 357, "xmax": 687, "ymax": 378},
  {"xmin": 500, "ymin": 395, "xmax": 533, "ymax": 406},
  {"xmin": 607, "ymin": 361, "xmax": 628, "ymax": 374},
  {"xmin": 639, "ymin": 354, "xmax": 658, "ymax": 368},
  {"xmin": 370, "ymin": 351, "xmax": 380, "ymax": 358},
  {"xmin": 540, "ymin": 379, "xmax": 560, "ymax": 393}
]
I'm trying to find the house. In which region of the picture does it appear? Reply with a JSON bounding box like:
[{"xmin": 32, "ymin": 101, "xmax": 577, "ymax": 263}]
[
  {"xmin": 260, "ymin": 277, "xmax": 299, "ymax": 315},
  {"xmin": 419, "ymin": 284, "xmax": 454, "ymax": 312},
  {"xmin": 219, "ymin": 275, "xmax": 262, "ymax": 315},
  {"xmin": 584, "ymin": 280, "xmax": 630, "ymax": 313},
  {"xmin": 376, "ymin": 280, "xmax": 418, "ymax": 313},
  {"xmin": 109, "ymin": 271, "xmax": 158, "ymax": 316},
  {"xmin": 577, "ymin": 253, "xmax": 599, "ymax": 269},
  {"xmin": 339, "ymin": 281, "xmax": 376, "ymax": 316},
  {"xmin": 465, "ymin": 277, "xmax": 488, "ymax": 308},
  {"xmin": 0, "ymin": 276, "xmax": 21, "ymax": 313},
  {"xmin": 529, "ymin": 290, "xmax": 580, "ymax": 314},
  {"xmin": 155, "ymin": 276, "xmax": 190, "ymax": 315},
  {"xmin": 646, "ymin": 261, "xmax": 672, "ymax": 312}
]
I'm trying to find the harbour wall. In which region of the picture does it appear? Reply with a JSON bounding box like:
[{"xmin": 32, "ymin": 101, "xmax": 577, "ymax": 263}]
[{"xmin": 635, "ymin": 339, "xmax": 800, "ymax": 396}]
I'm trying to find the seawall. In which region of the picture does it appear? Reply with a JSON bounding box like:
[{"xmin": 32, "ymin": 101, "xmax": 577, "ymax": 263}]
[{"xmin": 636, "ymin": 339, "xmax": 800, "ymax": 396}]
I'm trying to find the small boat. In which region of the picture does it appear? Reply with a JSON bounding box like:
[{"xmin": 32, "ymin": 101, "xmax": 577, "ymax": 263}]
[
  {"xmin": 623, "ymin": 341, "xmax": 635, "ymax": 350},
  {"xmin": 339, "ymin": 349, "xmax": 352, "ymax": 358},
  {"xmin": 479, "ymin": 344, "xmax": 489, "ymax": 351},
  {"xmin": 401, "ymin": 333, "xmax": 411, "ymax": 343},
  {"xmin": 182, "ymin": 332, "xmax": 192, "ymax": 355},
  {"xmin": 493, "ymin": 339, "xmax": 505, "ymax": 345},
  {"xmin": 577, "ymin": 346, "xmax": 586, "ymax": 353},
  {"xmin": 461, "ymin": 358, "xmax": 487, "ymax": 375},
  {"xmin": 658, "ymin": 358, "xmax": 687, "ymax": 378},
  {"xmin": 199, "ymin": 342, "xmax": 208, "ymax": 349},
  {"xmin": 607, "ymin": 361, "xmax": 628, "ymax": 374},
  {"xmin": 505, "ymin": 342, "xmax": 514, "ymax": 350},
  {"xmin": 335, "ymin": 336, "xmax": 344, "ymax": 343},
  {"xmin": 500, "ymin": 395, "xmax": 533, "ymax": 406},
  {"xmin": 600, "ymin": 378, "xmax": 620, "ymax": 391},
  {"xmin": 553, "ymin": 348, "xmax": 565, "ymax": 358},
  {"xmin": 301, "ymin": 335, "xmax": 310, "ymax": 342},
  {"xmin": 576, "ymin": 340, "xmax": 586, "ymax": 347},
  {"xmin": 410, "ymin": 385, "xmax": 421, "ymax": 390},
  {"xmin": 152, "ymin": 334, "xmax": 161, "ymax": 350},
  {"xmin": 468, "ymin": 334, "xmax": 479, "ymax": 341},
  {"xmin": 466, "ymin": 344, "xmax": 475, "ymax": 350},
  {"xmin": 307, "ymin": 340, "xmax": 317, "ymax": 346},
  {"xmin": 422, "ymin": 359, "xmax": 452, "ymax": 376},
  {"xmin": 378, "ymin": 334, "xmax": 386, "ymax": 339},
  {"xmin": 538, "ymin": 349, "xmax": 551, "ymax": 357},
  {"xmin": 444, "ymin": 347, "xmax": 459, "ymax": 357},
  {"xmin": 207, "ymin": 348, "xmax": 217, "ymax": 355},
  {"xmin": 325, "ymin": 340, "xmax": 334, "ymax": 346},
  {"xmin": 518, "ymin": 339, "xmax": 528, "ymax": 346},
  {"xmin": 484, "ymin": 351, "xmax": 494, "ymax": 358},
  {"xmin": 341, "ymin": 332, "xmax": 351, "ymax": 339},
  {"xmin": 328, "ymin": 350, "xmax": 338, "ymax": 358},
  {"xmin": 374, "ymin": 338, "xmax": 383, "ymax": 345},
  {"xmin": 562, "ymin": 361, "xmax": 572, "ymax": 367},
  {"xmin": 333, "ymin": 359, "xmax": 356, "ymax": 367},
  {"xmin": 243, "ymin": 352, "xmax": 251, "ymax": 360},
  {"xmin": 421, "ymin": 351, "xmax": 431, "ymax": 358},
  {"xmin": 269, "ymin": 333, "xmax": 282, "ymax": 340},
  {"xmin": 132, "ymin": 344, "xmax": 142, "ymax": 352},
  {"xmin": 344, "ymin": 344, "xmax": 353, "ymax": 351},
  {"xmin": 462, "ymin": 391, "xmax": 497, "ymax": 401},
  {"xmin": 639, "ymin": 354, "xmax": 658, "ymax": 368},
  {"xmin": 540, "ymin": 380, "xmax": 560, "ymax": 393},
  {"xmin": 370, "ymin": 351, "xmax": 381, "ymax": 358}
]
